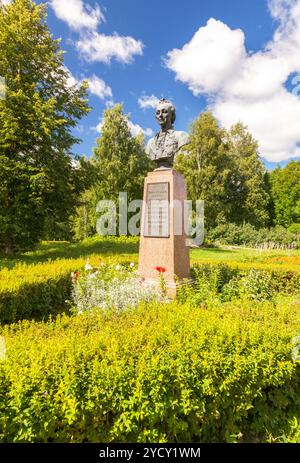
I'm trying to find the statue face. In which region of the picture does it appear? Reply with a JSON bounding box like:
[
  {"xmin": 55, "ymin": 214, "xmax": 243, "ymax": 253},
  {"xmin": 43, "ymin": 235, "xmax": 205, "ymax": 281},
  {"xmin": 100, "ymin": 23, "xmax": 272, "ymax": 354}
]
[{"xmin": 155, "ymin": 104, "xmax": 172, "ymax": 130}]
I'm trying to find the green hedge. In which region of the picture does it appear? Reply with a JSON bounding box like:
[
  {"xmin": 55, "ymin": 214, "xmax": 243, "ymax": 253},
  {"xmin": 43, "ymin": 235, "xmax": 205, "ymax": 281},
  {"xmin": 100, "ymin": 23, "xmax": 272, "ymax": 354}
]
[
  {"xmin": 1, "ymin": 257, "xmax": 300, "ymax": 324},
  {"xmin": 206, "ymin": 223, "xmax": 300, "ymax": 248},
  {"xmin": 0, "ymin": 254, "xmax": 136, "ymax": 324},
  {"xmin": 0, "ymin": 301, "xmax": 300, "ymax": 442},
  {"xmin": 177, "ymin": 263, "xmax": 300, "ymax": 306}
]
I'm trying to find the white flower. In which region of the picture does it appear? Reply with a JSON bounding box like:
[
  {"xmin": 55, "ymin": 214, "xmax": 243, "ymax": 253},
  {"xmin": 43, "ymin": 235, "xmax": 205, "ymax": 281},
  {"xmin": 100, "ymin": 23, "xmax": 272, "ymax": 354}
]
[
  {"xmin": 130, "ymin": 262, "xmax": 135, "ymax": 268},
  {"xmin": 84, "ymin": 259, "xmax": 93, "ymax": 271},
  {"xmin": 115, "ymin": 264, "xmax": 121, "ymax": 271},
  {"xmin": 71, "ymin": 275, "xmax": 160, "ymax": 314}
]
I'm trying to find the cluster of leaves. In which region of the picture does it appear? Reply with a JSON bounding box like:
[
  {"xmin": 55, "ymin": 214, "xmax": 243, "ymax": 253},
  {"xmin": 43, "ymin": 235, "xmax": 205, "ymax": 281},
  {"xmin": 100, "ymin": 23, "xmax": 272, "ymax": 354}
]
[
  {"xmin": 268, "ymin": 160, "xmax": 300, "ymax": 228},
  {"xmin": 0, "ymin": 301, "xmax": 299, "ymax": 442},
  {"xmin": 206, "ymin": 223, "xmax": 300, "ymax": 249},
  {"xmin": 174, "ymin": 115, "xmax": 270, "ymax": 229},
  {"xmin": 73, "ymin": 104, "xmax": 153, "ymax": 240},
  {"xmin": 177, "ymin": 263, "xmax": 300, "ymax": 306},
  {"xmin": 0, "ymin": 0, "xmax": 91, "ymax": 253}
]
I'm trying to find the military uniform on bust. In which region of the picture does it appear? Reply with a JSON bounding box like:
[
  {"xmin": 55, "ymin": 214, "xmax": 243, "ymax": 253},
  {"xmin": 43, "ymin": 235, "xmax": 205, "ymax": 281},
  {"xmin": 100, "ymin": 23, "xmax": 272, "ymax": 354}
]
[{"xmin": 145, "ymin": 99, "xmax": 189, "ymax": 169}]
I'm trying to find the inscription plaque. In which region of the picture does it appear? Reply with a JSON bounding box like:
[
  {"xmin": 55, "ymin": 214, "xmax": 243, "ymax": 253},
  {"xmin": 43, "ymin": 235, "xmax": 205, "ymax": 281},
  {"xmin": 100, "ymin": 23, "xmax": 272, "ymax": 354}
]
[{"xmin": 143, "ymin": 182, "xmax": 169, "ymax": 237}]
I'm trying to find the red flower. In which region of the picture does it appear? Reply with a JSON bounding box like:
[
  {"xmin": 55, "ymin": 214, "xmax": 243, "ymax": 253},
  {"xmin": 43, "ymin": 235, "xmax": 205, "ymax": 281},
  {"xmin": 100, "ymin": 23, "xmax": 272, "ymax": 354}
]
[
  {"xmin": 155, "ymin": 266, "xmax": 166, "ymax": 274},
  {"xmin": 74, "ymin": 271, "xmax": 80, "ymax": 279}
]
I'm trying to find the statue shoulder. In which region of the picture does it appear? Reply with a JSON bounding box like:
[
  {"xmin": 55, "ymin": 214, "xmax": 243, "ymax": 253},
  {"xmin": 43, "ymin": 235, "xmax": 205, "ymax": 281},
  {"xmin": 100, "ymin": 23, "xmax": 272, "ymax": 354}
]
[{"xmin": 145, "ymin": 136, "xmax": 156, "ymax": 156}]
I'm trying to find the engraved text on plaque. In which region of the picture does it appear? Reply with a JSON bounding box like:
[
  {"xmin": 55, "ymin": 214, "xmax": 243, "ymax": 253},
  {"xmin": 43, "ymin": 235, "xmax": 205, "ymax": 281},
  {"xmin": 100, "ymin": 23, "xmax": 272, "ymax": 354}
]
[{"xmin": 143, "ymin": 182, "xmax": 169, "ymax": 237}]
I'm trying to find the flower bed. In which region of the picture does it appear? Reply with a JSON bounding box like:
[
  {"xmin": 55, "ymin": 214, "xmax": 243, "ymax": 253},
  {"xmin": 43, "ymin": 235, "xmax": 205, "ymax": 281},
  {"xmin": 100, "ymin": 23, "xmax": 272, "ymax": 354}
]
[{"xmin": 72, "ymin": 262, "xmax": 160, "ymax": 313}]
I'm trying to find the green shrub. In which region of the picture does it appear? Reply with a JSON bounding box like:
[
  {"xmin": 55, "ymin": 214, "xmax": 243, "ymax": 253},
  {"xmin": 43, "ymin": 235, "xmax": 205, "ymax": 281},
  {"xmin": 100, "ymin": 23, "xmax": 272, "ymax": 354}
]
[
  {"xmin": 0, "ymin": 253, "xmax": 137, "ymax": 324},
  {"xmin": 0, "ymin": 301, "xmax": 299, "ymax": 443},
  {"xmin": 207, "ymin": 223, "xmax": 300, "ymax": 249},
  {"xmin": 288, "ymin": 223, "xmax": 300, "ymax": 234},
  {"xmin": 178, "ymin": 263, "xmax": 300, "ymax": 306},
  {"xmin": 239, "ymin": 269, "xmax": 274, "ymax": 301}
]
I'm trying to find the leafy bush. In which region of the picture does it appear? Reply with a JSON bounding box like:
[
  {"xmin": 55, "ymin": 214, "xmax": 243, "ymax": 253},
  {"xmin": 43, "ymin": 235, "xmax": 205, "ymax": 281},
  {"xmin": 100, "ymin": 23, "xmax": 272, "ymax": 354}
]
[
  {"xmin": 0, "ymin": 254, "xmax": 138, "ymax": 324},
  {"xmin": 178, "ymin": 263, "xmax": 300, "ymax": 306},
  {"xmin": 207, "ymin": 223, "xmax": 300, "ymax": 249},
  {"xmin": 288, "ymin": 223, "xmax": 300, "ymax": 234},
  {"xmin": 239, "ymin": 269, "xmax": 274, "ymax": 302},
  {"xmin": 0, "ymin": 301, "xmax": 299, "ymax": 443},
  {"xmin": 0, "ymin": 261, "xmax": 74, "ymax": 324}
]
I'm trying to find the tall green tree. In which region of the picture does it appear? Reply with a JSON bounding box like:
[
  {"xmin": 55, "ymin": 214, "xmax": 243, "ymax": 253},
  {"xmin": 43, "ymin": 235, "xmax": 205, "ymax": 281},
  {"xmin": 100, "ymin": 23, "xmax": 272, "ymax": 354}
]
[
  {"xmin": 268, "ymin": 160, "xmax": 300, "ymax": 227},
  {"xmin": 175, "ymin": 113, "xmax": 270, "ymax": 229},
  {"xmin": 174, "ymin": 111, "xmax": 232, "ymax": 228},
  {"xmin": 93, "ymin": 104, "xmax": 152, "ymax": 202},
  {"xmin": 225, "ymin": 123, "xmax": 270, "ymax": 227},
  {"xmin": 42, "ymin": 156, "xmax": 96, "ymax": 241},
  {"xmin": 0, "ymin": 0, "xmax": 90, "ymax": 253},
  {"xmin": 73, "ymin": 104, "xmax": 152, "ymax": 239}
]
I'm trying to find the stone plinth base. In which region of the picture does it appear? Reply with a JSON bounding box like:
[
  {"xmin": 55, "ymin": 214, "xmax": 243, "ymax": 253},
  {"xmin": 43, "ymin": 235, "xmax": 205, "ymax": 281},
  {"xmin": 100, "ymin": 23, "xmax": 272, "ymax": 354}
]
[{"xmin": 138, "ymin": 169, "xmax": 190, "ymax": 298}]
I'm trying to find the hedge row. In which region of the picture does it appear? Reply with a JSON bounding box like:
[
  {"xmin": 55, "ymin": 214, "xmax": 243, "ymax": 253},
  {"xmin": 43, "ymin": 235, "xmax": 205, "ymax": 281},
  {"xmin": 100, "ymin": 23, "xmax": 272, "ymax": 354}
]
[
  {"xmin": 206, "ymin": 223, "xmax": 300, "ymax": 249},
  {"xmin": 0, "ymin": 301, "xmax": 300, "ymax": 442},
  {"xmin": 0, "ymin": 254, "xmax": 137, "ymax": 324},
  {"xmin": 1, "ymin": 256, "xmax": 300, "ymax": 324}
]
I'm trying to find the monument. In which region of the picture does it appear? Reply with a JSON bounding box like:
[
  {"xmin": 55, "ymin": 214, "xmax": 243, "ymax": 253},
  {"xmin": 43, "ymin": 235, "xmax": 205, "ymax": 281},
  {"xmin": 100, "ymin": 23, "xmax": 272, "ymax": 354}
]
[{"xmin": 138, "ymin": 99, "xmax": 191, "ymax": 297}]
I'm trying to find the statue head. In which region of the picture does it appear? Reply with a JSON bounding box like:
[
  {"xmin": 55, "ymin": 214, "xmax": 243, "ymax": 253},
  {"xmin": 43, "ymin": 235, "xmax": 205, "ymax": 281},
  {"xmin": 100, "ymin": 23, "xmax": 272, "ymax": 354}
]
[{"xmin": 155, "ymin": 99, "xmax": 176, "ymax": 130}]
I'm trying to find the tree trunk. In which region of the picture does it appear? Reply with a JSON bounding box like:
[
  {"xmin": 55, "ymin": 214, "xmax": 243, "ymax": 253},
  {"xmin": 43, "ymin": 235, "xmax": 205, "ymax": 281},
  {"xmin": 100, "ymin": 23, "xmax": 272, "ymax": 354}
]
[{"xmin": 4, "ymin": 239, "xmax": 13, "ymax": 256}]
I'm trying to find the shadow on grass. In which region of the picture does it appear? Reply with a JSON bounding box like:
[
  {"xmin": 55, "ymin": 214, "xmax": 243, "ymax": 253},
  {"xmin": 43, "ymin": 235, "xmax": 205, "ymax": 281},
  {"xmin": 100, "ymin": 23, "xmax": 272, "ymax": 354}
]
[
  {"xmin": 191, "ymin": 247, "xmax": 235, "ymax": 256},
  {"xmin": 0, "ymin": 237, "xmax": 140, "ymax": 270},
  {"xmin": 194, "ymin": 247, "xmax": 234, "ymax": 253}
]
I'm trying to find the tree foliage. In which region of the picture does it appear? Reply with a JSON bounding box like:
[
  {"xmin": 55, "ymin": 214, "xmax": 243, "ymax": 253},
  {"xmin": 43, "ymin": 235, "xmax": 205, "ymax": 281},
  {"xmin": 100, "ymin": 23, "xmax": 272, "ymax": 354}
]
[
  {"xmin": 93, "ymin": 104, "xmax": 152, "ymax": 203},
  {"xmin": 0, "ymin": 0, "xmax": 90, "ymax": 253},
  {"xmin": 73, "ymin": 104, "xmax": 152, "ymax": 240},
  {"xmin": 175, "ymin": 112, "xmax": 270, "ymax": 229},
  {"xmin": 268, "ymin": 160, "xmax": 300, "ymax": 228},
  {"xmin": 225, "ymin": 123, "xmax": 270, "ymax": 227}
]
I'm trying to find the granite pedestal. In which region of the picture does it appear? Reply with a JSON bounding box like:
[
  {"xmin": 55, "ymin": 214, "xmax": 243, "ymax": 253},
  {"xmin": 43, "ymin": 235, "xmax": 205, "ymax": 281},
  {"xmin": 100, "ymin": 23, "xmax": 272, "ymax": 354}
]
[{"xmin": 138, "ymin": 168, "xmax": 191, "ymax": 298}]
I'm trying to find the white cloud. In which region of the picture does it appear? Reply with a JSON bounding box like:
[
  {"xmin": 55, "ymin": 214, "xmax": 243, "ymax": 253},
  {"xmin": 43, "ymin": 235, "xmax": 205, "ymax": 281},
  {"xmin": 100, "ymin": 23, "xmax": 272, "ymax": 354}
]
[
  {"xmin": 95, "ymin": 120, "xmax": 104, "ymax": 133},
  {"xmin": 50, "ymin": 1, "xmax": 143, "ymax": 65},
  {"xmin": 166, "ymin": 19, "xmax": 246, "ymax": 96},
  {"xmin": 165, "ymin": 1, "xmax": 300, "ymax": 162},
  {"xmin": 77, "ymin": 31, "xmax": 143, "ymax": 64},
  {"xmin": 127, "ymin": 120, "xmax": 153, "ymax": 137},
  {"xmin": 87, "ymin": 74, "xmax": 112, "ymax": 100},
  {"xmin": 50, "ymin": 0, "xmax": 104, "ymax": 31},
  {"xmin": 63, "ymin": 67, "xmax": 113, "ymax": 104},
  {"xmin": 138, "ymin": 94, "xmax": 160, "ymax": 109},
  {"xmin": 95, "ymin": 118, "xmax": 153, "ymax": 138},
  {"xmin": 63, "ymin": 65, "xmax": 78, "ymax": 87}
]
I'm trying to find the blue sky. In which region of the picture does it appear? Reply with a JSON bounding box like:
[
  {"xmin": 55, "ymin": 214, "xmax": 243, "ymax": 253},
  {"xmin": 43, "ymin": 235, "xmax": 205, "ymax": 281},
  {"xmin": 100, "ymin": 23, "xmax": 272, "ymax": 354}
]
[{"xmin": 4, "ymin": 0, "xmax": 300, "ymax": 169}]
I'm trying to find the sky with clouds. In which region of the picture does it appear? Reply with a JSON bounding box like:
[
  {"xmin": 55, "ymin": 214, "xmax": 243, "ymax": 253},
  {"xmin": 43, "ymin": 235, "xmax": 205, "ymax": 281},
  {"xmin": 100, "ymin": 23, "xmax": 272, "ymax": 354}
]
[{"xmin": 3, "ymin": 0, "xmax": 300, "ymax": 169}]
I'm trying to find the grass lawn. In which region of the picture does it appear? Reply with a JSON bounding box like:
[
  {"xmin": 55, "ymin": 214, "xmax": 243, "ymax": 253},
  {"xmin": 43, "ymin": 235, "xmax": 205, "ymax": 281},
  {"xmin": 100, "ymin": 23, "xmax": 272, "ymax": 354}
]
[
  {"xmin": 191, "ymin": 246, "xmax": 300, "ymax": 271},
  {"xmin": 1, "ymin": 237, "xmax": 300, "ymax": 272}
]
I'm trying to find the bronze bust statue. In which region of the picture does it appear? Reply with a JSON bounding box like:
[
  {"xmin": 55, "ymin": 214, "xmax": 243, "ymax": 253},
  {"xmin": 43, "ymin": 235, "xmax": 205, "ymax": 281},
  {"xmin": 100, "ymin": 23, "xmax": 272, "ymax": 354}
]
[{"xmin": 146, "ymin": 99, "xmax": 190, "ymax": 169}]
